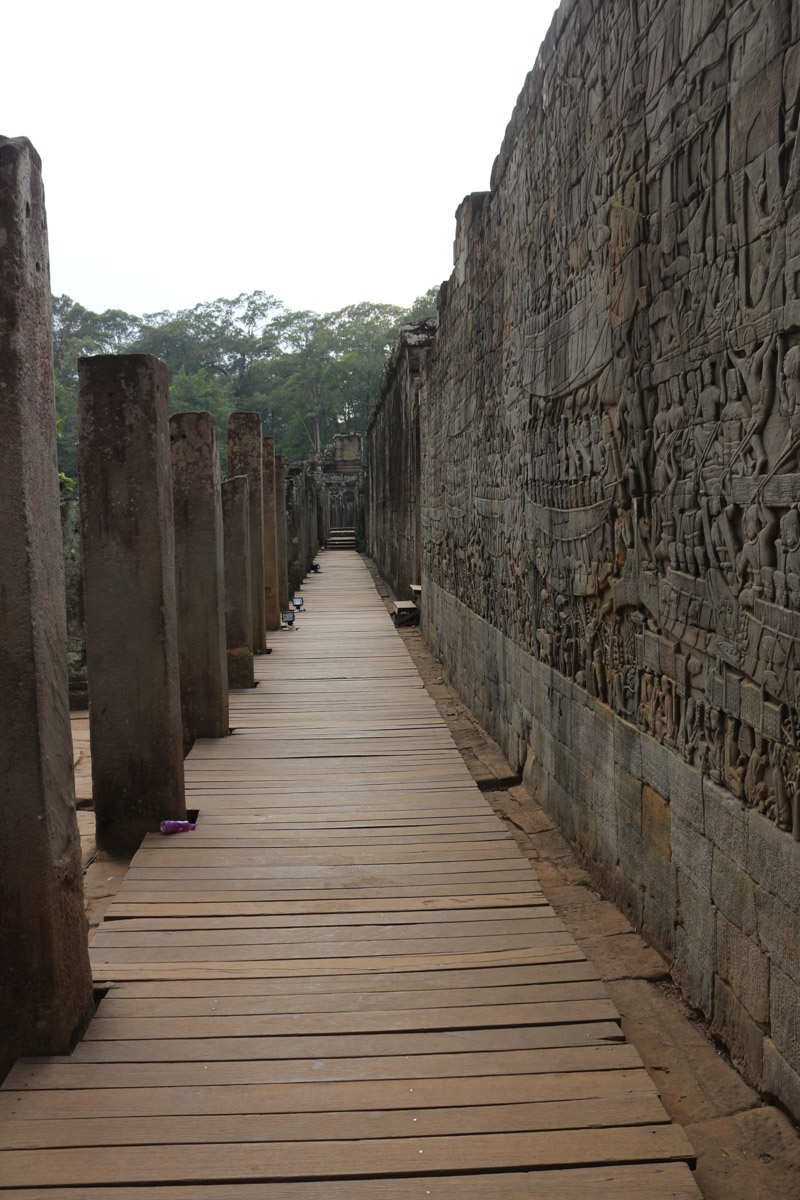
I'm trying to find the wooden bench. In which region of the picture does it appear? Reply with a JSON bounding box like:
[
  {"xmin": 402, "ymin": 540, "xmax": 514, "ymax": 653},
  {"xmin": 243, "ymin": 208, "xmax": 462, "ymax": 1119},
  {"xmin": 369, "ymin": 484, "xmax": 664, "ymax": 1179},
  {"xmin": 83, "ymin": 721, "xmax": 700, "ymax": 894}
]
[
  {"xmin": 410, "ymin": 584, "xmax": 422, "ymax": 608},
  {"xmin": 392, "ymin": 600, "xmax": 419, "ymax": 627}
]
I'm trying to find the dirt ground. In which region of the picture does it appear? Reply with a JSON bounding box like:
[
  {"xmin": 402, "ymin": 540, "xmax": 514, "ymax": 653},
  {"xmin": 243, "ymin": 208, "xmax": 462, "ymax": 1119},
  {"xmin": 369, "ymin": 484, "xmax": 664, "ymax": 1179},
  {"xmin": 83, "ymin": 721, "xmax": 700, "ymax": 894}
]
[{"xmin": 365, "ymin": 561, "xmax": 800, "ymax": 1200}]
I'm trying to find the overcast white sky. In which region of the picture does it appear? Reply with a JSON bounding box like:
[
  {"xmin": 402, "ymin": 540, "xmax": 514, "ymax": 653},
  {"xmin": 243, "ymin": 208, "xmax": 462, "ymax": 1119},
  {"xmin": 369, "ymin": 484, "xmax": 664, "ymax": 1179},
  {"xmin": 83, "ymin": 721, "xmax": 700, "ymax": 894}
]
[{"xmin": 5, "ymin": 1, "xmax": 557, "ymax": 318}]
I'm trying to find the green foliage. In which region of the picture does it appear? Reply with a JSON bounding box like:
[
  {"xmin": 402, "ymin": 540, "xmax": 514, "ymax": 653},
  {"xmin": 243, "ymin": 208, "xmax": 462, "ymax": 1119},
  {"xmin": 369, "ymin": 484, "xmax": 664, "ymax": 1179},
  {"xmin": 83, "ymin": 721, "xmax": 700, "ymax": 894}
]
[
  {"xmin": 55, "ymin": 414, "xmax": 76, "ymax": 494},
  {"xmin": 132, "ymin": 293, "xmax": 289, "ymax": 399},
  {"xmin": 52, "ymin": 295, "xmax": 144, "ymax": 479},
  {"xmin": 168, "ymin": 366, "xmax": 236, "ymax": 471},
  {"xmin": 51, "ymin": 284, "xmax": 440, "ymax": 477},
  {"xmin": 405, "ymin": 285, "xmax": 440, "ymax": 322}
]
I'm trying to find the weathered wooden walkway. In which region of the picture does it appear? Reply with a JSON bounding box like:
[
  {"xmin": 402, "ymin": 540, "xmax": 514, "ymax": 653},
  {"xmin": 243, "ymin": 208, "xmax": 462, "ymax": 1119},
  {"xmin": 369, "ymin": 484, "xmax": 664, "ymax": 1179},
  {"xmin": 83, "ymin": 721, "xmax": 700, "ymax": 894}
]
[{"xmin": 0, "ymin": 554, "xmax": 700, "ymax": 1196}]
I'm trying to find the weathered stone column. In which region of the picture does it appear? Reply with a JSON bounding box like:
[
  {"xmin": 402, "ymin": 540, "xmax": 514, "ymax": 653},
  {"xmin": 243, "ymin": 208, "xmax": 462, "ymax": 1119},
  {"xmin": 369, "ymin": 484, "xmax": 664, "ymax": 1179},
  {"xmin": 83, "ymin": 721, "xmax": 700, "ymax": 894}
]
[
  {"xmin": 262, "ymin": 436, "xmax": 282, "ymax": 631},
  {"xmin": 170, "ymin": 412, "xmax": 229, "ymax": 745},
  {"xmin": 78, "ymin": 354, "xmax": 186, "ymax": 855},
  {"xmin": 61, "ymin": 496, "xmax": 88, "ymax": 709},
  {"xmin": 275, "ymin": 454, "xmax": 289, "ymax": 612},
  {"xmin": 286, "ymin": 466, "xmax": 303, "ymax": 593},
  {"xmin": 0, "ymin": 136, "xmax": 93, "ymax": 1066},
  {"xmin": 222, "ymin": 475, "xmax": 255, "ymax": 688},
  {"xmin": 227, "ymin": 413, "xmax": 266, "ymax": 651}
]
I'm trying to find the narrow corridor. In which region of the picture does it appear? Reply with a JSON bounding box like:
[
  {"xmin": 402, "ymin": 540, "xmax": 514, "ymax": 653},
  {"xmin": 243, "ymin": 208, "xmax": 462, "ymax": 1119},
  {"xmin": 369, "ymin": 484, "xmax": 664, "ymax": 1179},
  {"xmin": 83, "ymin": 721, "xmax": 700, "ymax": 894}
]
[{"xmin": 0, "ymin": 554, "xmax": 698, "ymax": 1196}]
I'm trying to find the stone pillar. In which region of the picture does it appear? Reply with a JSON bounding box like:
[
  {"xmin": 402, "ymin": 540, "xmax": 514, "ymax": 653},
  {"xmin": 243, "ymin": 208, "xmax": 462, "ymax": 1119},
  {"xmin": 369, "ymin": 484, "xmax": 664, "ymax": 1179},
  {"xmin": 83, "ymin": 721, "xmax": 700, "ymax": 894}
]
[
  {"xmin": 222, "ymin": 476, "xmax": 255, "ymax": 688},
  {"xmin": 170, "ymin": 412, "xmax": 229, "ymax": 745},
  {"xmin": 286, "ymin": 467, "xmax": 303, "ymax": 593},
  {"xmin": 227, "ymin": 413, "xmax": 266, "ymax": 651},
  {"xmin": 78, "ymin": 354, "xmax": 186, "ymax": 855},
  {"xmin": 275, "ymin": 454, "xmax": 289, "ymax": 612},
  {"xmin": 262, "ymin": 436, "xmax": 282, "ymax": 631},
  {"xmin": 61, "ymin": 496, "xmax": 88, "ymax": 709},
  {"xmin": 0, "ymin": 136, "xmax": 93, "ymax": 1066},
  {"xmin": 320, "ymin": 487, "xmax": 331, "ymax": 545}
]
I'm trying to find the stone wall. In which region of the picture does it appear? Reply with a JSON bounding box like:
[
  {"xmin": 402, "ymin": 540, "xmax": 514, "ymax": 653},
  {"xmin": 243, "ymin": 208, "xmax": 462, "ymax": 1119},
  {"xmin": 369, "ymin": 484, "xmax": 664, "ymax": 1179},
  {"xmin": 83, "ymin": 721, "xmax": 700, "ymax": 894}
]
[
  {"xmin": 372, "ymin": 0, "xmax": 800, "ymax": 1119},
  {"xmin": 367, "ymin": 322, "xmax": 436, "ymax": 599}
]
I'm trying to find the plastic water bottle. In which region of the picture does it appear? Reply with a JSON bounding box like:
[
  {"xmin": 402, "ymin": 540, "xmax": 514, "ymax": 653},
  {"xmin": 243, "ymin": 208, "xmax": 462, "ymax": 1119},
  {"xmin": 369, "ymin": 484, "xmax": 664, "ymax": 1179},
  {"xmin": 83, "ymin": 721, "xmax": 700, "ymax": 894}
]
[{"xmin": 159, "ymin": 820, "xmax": 196, "ymax": 834}]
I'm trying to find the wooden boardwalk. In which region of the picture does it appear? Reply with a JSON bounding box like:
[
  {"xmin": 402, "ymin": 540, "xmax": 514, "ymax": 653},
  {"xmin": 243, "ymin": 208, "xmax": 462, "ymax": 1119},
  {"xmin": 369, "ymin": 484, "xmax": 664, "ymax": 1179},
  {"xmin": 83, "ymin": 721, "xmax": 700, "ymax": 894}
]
[{"xmin": 0, "ymin": 554, "xmax": 701, "ymax": 1197}]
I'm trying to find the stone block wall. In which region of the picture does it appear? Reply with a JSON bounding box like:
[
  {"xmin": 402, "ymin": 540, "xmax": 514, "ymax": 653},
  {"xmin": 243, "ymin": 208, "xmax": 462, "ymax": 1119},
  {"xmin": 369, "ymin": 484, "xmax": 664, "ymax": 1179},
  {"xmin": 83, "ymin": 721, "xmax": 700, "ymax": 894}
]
[
  {"xmin": 370, "ymin": 0, "xmax": 800, "ymax": 1120},
  {"xmin": 366, "ymin": 322, "xmax": 436, "ymax": 600}
]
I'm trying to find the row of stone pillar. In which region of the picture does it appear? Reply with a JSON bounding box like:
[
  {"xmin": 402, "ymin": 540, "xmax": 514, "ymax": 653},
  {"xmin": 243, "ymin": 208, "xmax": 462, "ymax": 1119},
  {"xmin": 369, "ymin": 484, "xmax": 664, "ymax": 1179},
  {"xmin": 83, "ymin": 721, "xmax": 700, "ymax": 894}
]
[
  {"xmin": 74, "ymin": 360, "xmax": 287, "ymax": 859},
  {"xmin": 286, "ymin": 461, "xmax": 326, "ymax": 594},
  {"xmin": 0, "ymin": 137, "xmax": 299, "ymax": 1068},
  {"xmin": 78, "ymin": 361, "xmax": 291, "ymax": 853}
]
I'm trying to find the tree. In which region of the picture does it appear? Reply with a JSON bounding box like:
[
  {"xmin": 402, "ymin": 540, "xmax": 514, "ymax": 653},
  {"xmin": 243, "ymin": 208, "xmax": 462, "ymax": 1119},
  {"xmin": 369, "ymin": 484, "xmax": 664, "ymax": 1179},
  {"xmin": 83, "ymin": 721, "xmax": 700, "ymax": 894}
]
[
  {"xmin": 405, "ymin": 285, "xmax": 440, "ymax": 322},
  {"xmin": 50, "ymin": 285, "xmax": 442, "ymax": 478},
  {"xmin": 168, "ymin": 366, "xmax": 236, "ymax": 471},
  {"xmin": 52, "ymin": 295, "xmax": 143, "ymax": 479},
  {"xmin": 268, "ymin": 302, "xmax": 410, "ymax": 457},
  {"xmin": 133, "ymin": 292, "xmax": 288, "ymax": 399}
]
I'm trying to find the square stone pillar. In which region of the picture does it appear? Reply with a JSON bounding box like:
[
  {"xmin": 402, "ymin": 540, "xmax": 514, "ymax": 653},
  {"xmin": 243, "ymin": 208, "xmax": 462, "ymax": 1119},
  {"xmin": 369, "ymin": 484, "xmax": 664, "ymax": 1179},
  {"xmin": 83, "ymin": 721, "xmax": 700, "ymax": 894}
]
[
  {"xmin": 61, "ymin": 496, "xmax": 88, "ymax": 709},
  {"xmin": 78, "ymin": 354, "xmax": 186, "ymax": 856},
  {"xmin": 227, "ymin": 413, "xmax": 266, "ymax": 651},
  {"xmin": 275, "ymin": 454, "xmax": 290, "ymax": 612},
  {"xmin": 222, "ymin": 475, "xmax": 255, "ymax": 688},
  {"xmin": 262, "ymin": 436, "xmax": 282, "ymax": 631},
  {"xmin": 170, "ymin": 412, "xmax": 229, "ymax": 745},
  {"xmin": 0, "ymin": 136, "xmax": 93, "ymax": 1067}
]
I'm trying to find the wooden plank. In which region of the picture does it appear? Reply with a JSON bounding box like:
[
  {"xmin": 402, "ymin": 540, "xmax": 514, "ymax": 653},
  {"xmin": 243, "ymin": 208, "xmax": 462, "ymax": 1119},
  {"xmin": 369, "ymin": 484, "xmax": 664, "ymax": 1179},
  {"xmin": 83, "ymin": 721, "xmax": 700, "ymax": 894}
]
[
  {"xmin": 95, "ymin": 980, "xmax": 609, "ymax": 1019},
  {"xmin": 89, "ymin": 933, "xmax": 575, "ymax": 964},
  {"xmin": 189, "ymin": 734, "xmax": 456, "ymax": 751},
  {"xmin": 5, "ymin": 1044, "xmax": 645, "ymax": 1090},
  {"xmin": 124, "ymin": 859, "xmax": 536, "ymax": 878},
  {"xmin": 65, "ymin": 1021, "xmax": 625, "ymax": 1064},
  {"xmin": 187, "ymin": 741, "xmax": 458, "ymax": 760},
  {"xmin": 113, "ymin": 879, "xmax": 541, "ymax": 899},
  {"xmin": 89, "ymin": 916, "xmax": 565, "ymax": 947},
  {"xmin": 207, "ymin": 712, "xmax": 447, "ymax": 724},
  {"xmin": 84, "ymin": 1000, "xmax": 618, "ymax": 1041},
  {"xmin": 129, "ymin": 846, "xmax": 523, "ymax": 867},
  {"xmin": 0, "ymin": 1165, "xmax": 703, "ymax": 1199},
  {"xmin": 183, "ymin": 787, "xmax": 484, "ymax": 800},
  {"xmin": 1, "ymin": 1094, "xmax": 671, "ymax": 1149},
  {"xmin": 109, "ymin": 881, "xmax": 542, "ymax": 901},
  {"xmin": 88, "ymin": 948, "xmax": 586, "ymax": 983},
  {"xmin": 0, "ymin": 1068, "xmax": 656, "ymax": 1120},
  {"xmin": 190, "ymin": 816, "xmax": 505, "ymax": 828},
  {"xmin": 104, "ymin": 893, "xmax": 546, "ymax": 919},
  {"xmin": 141, "ymin": 831, "xmax": 514, "ymax": 847},
  {"xmin": 91, "ymin": 962, "xmax": 601, "ymax": 999},
  {"xmin": 95, "ymin": 905, "xmax": 556, "ymax": 932},
  {"xmin": 0, "ymin": 1125, "xmax": 696, "ymax": 1186}
]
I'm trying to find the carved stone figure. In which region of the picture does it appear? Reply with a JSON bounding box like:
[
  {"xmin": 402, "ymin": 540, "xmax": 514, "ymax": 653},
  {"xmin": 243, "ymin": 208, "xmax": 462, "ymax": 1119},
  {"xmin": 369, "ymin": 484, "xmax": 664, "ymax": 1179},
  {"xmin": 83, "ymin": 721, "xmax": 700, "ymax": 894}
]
[
  {"xmin": 723, "ymin": 718, "xmax": 748, "ymax": 800},
  {"xmin": 737, "ymin": 498, "xmax": 777, "ymax": 607},
  {"xmin": 775, "ymin": 507, "xmax": 800, "ymax": 609}
]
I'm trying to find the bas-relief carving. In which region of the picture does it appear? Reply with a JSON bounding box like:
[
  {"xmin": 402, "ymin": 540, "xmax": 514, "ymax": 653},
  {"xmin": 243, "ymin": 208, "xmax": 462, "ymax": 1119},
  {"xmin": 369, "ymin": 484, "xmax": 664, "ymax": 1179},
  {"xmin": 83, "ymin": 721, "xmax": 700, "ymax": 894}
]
[{"xmin": 422, "ymin": 0, "xmax": 800, "ymax": 843}]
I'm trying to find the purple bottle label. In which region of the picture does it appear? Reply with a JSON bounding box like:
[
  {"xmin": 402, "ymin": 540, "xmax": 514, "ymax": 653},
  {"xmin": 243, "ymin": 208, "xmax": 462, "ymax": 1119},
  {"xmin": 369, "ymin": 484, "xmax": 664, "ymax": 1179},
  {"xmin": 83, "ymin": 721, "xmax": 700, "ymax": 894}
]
[{"xmin": 159, "ymin": 820, "xmax": 196, "ymax": 834}]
